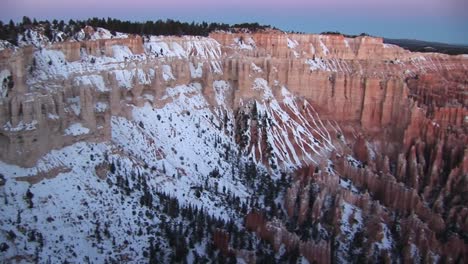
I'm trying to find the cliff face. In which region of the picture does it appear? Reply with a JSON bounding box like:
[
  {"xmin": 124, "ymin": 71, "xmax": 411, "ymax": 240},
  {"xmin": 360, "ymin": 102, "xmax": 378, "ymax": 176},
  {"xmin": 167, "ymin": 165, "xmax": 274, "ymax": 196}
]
[{"xmin": 0, "ymin": 29, "xmax": 467, "ymax": 263}]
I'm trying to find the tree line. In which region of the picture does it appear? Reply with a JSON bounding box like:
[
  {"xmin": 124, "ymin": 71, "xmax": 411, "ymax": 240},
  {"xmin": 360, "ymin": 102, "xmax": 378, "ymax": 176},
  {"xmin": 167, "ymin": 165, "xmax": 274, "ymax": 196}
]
[{"xmin": 0, "ymin": 16, "xmax": 273, "ymax": 45}]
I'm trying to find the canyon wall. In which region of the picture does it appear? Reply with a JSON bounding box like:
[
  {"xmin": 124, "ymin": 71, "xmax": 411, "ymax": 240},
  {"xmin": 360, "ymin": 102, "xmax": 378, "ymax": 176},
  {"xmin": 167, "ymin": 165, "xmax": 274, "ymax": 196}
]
[{"xmin": 0, "ymin": 30, "xmax": 467, "ymax": 263}]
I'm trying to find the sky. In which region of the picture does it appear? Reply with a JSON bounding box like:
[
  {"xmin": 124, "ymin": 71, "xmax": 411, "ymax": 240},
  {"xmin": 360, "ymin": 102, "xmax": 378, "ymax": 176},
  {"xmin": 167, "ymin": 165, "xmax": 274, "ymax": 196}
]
[{"xmin": 1, "ymin": 0, "xmax": 467, "ymax": 44}]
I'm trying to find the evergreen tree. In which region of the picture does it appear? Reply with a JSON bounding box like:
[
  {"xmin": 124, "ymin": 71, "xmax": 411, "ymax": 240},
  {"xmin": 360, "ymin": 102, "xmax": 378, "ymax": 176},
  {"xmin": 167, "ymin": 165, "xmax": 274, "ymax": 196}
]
[
  {"xmin": 22, "ymin": 16, "xmax": 32, "ymax": 26},
  {"xmin": 44, "ymin": 23, "xmax": 53, "ymax": 41}
]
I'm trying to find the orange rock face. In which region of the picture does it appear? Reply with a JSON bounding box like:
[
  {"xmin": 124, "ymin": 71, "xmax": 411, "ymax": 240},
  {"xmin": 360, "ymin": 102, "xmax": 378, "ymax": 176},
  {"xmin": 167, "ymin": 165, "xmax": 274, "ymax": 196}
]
[{"xmin": 0, "ymin": 30, "xmax": 467, "ymax": 262}]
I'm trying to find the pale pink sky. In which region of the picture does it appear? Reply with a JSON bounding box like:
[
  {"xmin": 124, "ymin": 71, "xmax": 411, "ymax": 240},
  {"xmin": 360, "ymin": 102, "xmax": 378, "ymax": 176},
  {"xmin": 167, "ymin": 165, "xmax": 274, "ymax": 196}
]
[{"xmin": 1, "ymin": 0, "xmax": 467, "ymax": 43}]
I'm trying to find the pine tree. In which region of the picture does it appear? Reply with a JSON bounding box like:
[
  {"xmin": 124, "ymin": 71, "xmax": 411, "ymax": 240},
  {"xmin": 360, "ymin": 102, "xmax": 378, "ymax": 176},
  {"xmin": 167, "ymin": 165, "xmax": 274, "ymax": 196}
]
[
  {"xmin": 25, "ymin": 188, "xmax": 34, "ymax": 208},
  {"xmin": 44, "ymin": 23, "xmax": 53, "ymax": 41},
  {"xmin": 22, "ymin": 16, "xmax": 32, "ymax": 26}
]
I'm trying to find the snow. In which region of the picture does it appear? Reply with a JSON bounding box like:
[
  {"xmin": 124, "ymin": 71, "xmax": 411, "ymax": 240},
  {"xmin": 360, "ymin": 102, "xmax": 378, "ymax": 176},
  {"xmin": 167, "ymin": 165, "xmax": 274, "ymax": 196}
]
[
  {"xmin": 32, "ymin": 49, "xmax": 70, "ymax": 80},
  {"xmin": 67, "ymin": 97, "xmax": 81, "ymax": 115},
  {"xmin": 213, "ymin": 80, "xmax": 230, "ymax": 106},
  {"xmin": 252, "ymin": 78, "xmax": 273, "ymax": 99},
  {"xmin": 48, "ymin": 113, "xmax": 60, "ymax": 119},
  {"xmin": 18, "ymin": 28, "xmax": 51, "ymax": 48},
  {"xmin": 113, "ymin": 69, "xmax": 151, "ymax": 89},
  {"xmin": 242, "ymin": 79, "xmax": 335, "ymax": 168},
  {"xmin": 383, "ymin": 44, "xmax": 397, "ymax": 49},
  {"xmin": 74, "ymin": 75, "xmax": 109, "ymax": 92},
  {"xmin": 346, "ymin": 155, "xmax": 363, "ymax": 168},
  {"xmin": 306, "ymin": 58, "xmax": 330, "ymax": 71},
  {"xmin": 338, "ymin": 202, "xmax": 364, "ymax": 262},
  {"xmin": 113, "ymin": 69, "xmax": 133, "ymax": 89},
  {"xmin": 112, "ymin": 45, "xmax": 133, "ymax": 61},
  {"xmin": 287, "ymin": 38, "xmax": 299, "ymax": 49},
  {"xmin": 0, "ymin": 40, "xmax": 15, "ymax": 51},
  {"xmin": 410, "ymin": 244, "xmax": 421, "ymax": 263},
  {"xmin": 0, "ymin": 76, "xmax": 257, "ymax": 260},
  {"xmin": 0, "ymin": 30, "xmax": 410, "ymax": 263},
  {"xmin": 3, "ymin": 120, "xmax": 38, "ymax": 132},
  {"xmin": 234, "ymin": 36, "xmax": 256, "ymax": 50},
  {"xmin": 339, "ymin": 178, "xmax": 360, "ymax": 193},
  {"xmin": 144, "ymin": 36, "xmax": 222, "ymax": 59},
  {"xmin": 344, "ymin": 39, "xmax": 350, "ymax": 48},
  {"xmin": 251, "ymin": 62, "xmax": 263, "ymax": 73},
  {"xmin": 299, "ymin": 256, "xmax": 310, "ymax": 264},
  {"xmin": 0, "ymin": 69, "xmax": 11, "ymax": 98},
  {"xmin": 310, "ymin": 44, "xmax": 316, "ymax": 54},
  {"xmin": 375, "ymin": 223, "xmax": 393, "ymax": 250},
  {"xmin": 90, "ymin": 27, "xmax": 128, "ymax": 40},
  {"xmin": 64, "ymin": 123, "xmax": 90, "ymax": 136},
  {"xmin": 319, "ymin": 36, "xmax": 330, "ymax": 55},
  {"xmin": 111, "ymin": 82, "xmax": 250, "ymax": 219},
  {"xmin": 0, "ymin": 142, "xmax": 155, "ymax": 263},
  {"xmin": 162, "ymin": 65, "xmax": 175, "ymax": 81},
  {"xmin": 190, "ymin": 62, "xmax": 203, "ymax": 78},
  {"xmin": 95, "ymin": 102, "xmax": 108, "ymax": 112},
  {"xmin": 136, "ymin": 68, "xmax": 151, "ymax": 84}
]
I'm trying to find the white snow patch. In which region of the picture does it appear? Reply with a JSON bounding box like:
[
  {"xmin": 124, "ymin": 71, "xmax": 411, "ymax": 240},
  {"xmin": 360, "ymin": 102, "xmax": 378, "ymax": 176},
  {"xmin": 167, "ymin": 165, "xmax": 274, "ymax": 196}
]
[
  {"xmin": 375, "ymin": 223, "xmax": 393, "ymax": 250},
  {"xmin": 234, "ymin": 36, "xmax": 256, "ymax": 50},
  {"xmin": 287, "ymin": 38, "xmax": 299, "ymax": 49},
  {"xmin": 213, "ymin": 80, "xmax": 230, "ymax": 106},
  {"xmin": 0, "ymin": 69, "xmax": 11, "ymax": 98},
  {"xmin": 251, "ymin": 63, "xmax": 263, "ymax": 73},
  {"xmin": 64, "ymin": 123, "xmax": 90, "ymax": 136},
  {"xmin": 344, "ymin": 39, "xmax": 350, "ymax": 48},
  {"xmin": 252, "ymin": 78, "xmax": 273, "ymax": 99},
  {"xmin": 113, "ymin": 69, "xmax": 134, "ymax": 89},
  {"xmin": 319, "ymin": 36, "xmax": 329, "ymax": 55},
  {"xmin": 337, "ymin": 202, "xmax": 364, "ymax": 262},
  {"xmin": 18, "ymin": 29, "xmax": 50, "ymax": 47},
  {"xmin": 0, "ymin": 40, "xmax": 15, "ymax": 51},
  {"xmin": 74, "ymin": 75, "xmax": 108, "ymax": 92},
  {"xmin": 190, "ymin": 62, "xmax": 203, "ymax": 78},
  {"xmin": 112, "ymin": 45, "xmax": 133, "ymax": 61},
  {"xmin": 95, "ymin": 102, "xmax": 108, "ymax": 112},
  {"xmin": 339, "ymin": 178, "xmax": 360, "ymax": 193},
  {"xmin": 90, "ymin": 27, "xmax": 128, "ymax": 40},
  {"xmin": 3, "ymin": 120, "xmax": 38, "ymax": 132},
  {"xmin": 306, "ymin": 58, "xmax": 330, "ymax": 71},
  {"xmin": 162, "ymin": 65, "xmax": 175, "ymax": 81}
]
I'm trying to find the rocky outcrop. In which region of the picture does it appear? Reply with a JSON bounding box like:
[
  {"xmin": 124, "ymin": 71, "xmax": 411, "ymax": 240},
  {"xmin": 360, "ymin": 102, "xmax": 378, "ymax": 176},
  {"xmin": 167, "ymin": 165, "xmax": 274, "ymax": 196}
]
[
  {"xmin": 245, "ymin": 210, "xmax": 331, "ymax": 264},
  {"xmin": 210, "ymin": 32, "xmax": 408, "ymax": 60},
  {"xmin": 0, "ymin": 29, "xmax": 467, "ymax": 263}
]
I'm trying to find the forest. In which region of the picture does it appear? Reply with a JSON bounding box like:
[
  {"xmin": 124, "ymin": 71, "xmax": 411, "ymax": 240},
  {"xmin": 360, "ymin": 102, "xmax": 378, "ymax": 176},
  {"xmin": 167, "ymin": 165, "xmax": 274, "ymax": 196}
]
[{"xmin": 0, "ymin": 16, "xmax": 273, "ymax": 45}]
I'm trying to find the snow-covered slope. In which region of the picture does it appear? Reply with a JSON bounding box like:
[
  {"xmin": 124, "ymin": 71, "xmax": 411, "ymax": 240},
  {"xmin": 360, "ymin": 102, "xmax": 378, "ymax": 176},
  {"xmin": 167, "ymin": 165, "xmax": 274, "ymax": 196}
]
[
  {"xmin": 0, "ymin": 27, "xmax": 340, "ymax": 263},
  {"xmin": 1, "ymin": 26, "xmax": 466, "ymax": 264}
]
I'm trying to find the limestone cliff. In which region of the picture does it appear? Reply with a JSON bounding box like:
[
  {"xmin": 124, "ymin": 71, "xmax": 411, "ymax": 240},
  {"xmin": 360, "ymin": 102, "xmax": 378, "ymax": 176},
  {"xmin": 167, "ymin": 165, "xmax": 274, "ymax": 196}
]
[{"xmin": 0, "ymin": 28, "xmax": 467, "ymax": 263}]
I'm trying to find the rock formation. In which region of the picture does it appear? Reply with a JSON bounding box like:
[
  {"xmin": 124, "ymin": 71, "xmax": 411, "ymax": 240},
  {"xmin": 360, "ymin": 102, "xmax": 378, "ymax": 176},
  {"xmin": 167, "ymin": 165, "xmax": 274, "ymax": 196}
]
[{"xmin": 0, "ymin": 28, "xmax": 466, "ymax": 263}]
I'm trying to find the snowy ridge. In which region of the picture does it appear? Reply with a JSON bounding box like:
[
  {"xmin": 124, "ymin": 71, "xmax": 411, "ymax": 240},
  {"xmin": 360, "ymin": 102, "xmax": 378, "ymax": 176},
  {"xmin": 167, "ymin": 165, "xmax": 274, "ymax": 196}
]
[
  {"xmin": 88, "ymin": 27, "xmax": 129, "ymax": 40},
  {"xmin": 1, "ymin": 29, "xmax": 459, "ymax": 263},
  {"xmin": 241, "ymin": 78, "xmax": 337, "ymax": 169},
  {"xmin": 64, "ymin": 123, "xmax": 90, "ymax": 136},
  {"xmin": 305, "ymin": 57, "xmax": 353, "ymax": 72},
  {"xmin": 112, "ymin": 82, "xmax": 250, "ymax": 217},
  {"xmin": 144, "ymin": 36, "xmax": 222, "ymax": 60},
  {"xmin": 18, "ymin": 29, "xmax": 51, "ymax": 48},
  {"xmin": 233, "ymin": 36, "xmax": 256, "ymax": 50},
  {"xmin": 0, "ymin": 81, "xmax": 253, "ymax": 262},
  {"xmin": 0, "ymin": 40, "xmax": 15, "ymax": 51},
  {"xmin": 23, "ymin": 34, "xmax": 224, "ymax": 95}
]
